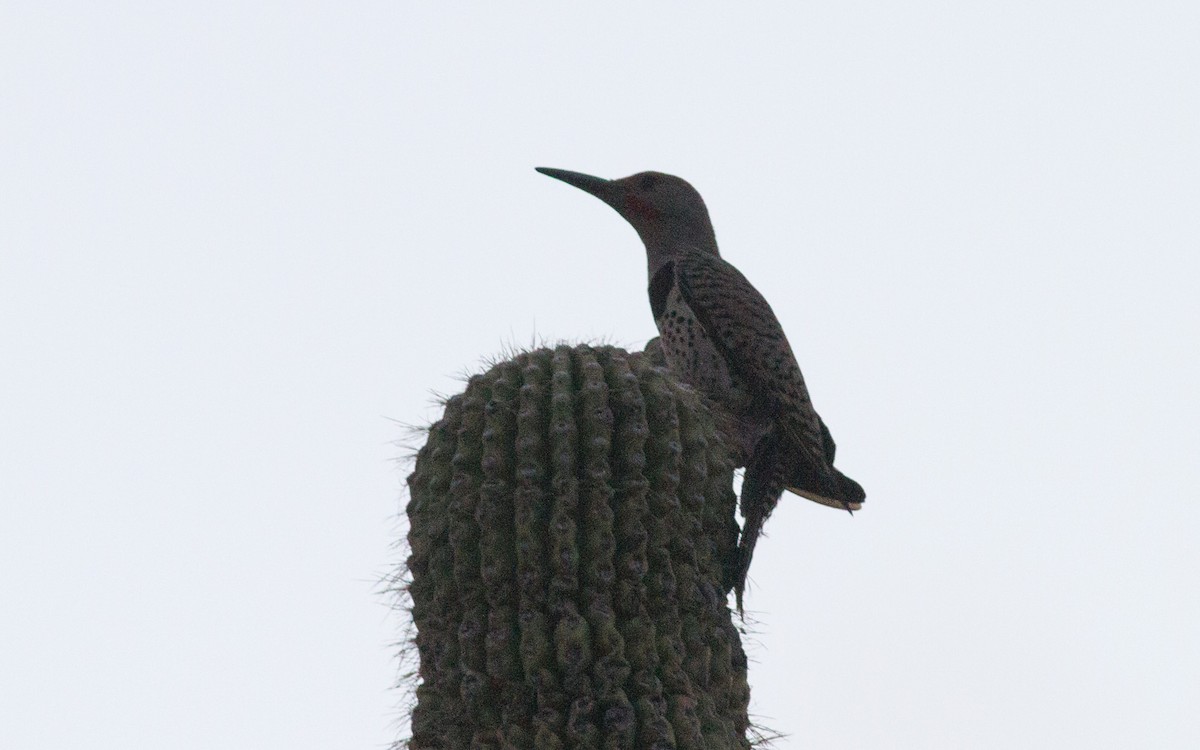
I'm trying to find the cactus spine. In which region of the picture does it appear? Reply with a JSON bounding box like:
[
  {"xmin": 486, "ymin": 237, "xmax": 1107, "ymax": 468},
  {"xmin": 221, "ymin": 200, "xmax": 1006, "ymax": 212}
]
[{"xmin": 405, "ymin": 345, "xmax": 750, "ymax": 749}]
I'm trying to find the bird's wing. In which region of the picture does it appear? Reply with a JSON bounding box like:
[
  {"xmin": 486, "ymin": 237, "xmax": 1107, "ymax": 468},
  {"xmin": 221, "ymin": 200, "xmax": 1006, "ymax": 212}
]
[
  {"xmin": 819, "ymin": 415, "xmax": 837, "ymax": 463},
  {"xmin": 676, "ymin": 249, "xmax": 866, "ymax": 509},
  {"xmin": 674, "ymin": 248, "xmax": 824, "ymax": 447}
]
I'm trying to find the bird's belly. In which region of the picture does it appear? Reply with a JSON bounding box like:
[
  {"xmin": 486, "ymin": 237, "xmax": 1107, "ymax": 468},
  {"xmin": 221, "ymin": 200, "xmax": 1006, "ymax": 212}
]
[
  {"xmin": 655, "ymin": 292, "xmax": 740, "ymax": 399},
  {"xmin": 654, "ymin": 289, "xmax": 769, "ymax": 463}
]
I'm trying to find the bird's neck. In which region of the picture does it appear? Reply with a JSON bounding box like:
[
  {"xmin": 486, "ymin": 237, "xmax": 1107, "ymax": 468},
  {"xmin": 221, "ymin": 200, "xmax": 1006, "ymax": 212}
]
[{"xmin": 643, "ymin": 234, "xmax": 720, "ymax": 280}]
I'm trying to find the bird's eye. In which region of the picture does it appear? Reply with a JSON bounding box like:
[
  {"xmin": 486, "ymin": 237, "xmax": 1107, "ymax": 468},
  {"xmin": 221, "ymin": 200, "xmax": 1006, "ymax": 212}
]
[{"xmin": 639, "ymin": 175, "xmax": 659, "ymax": 191}]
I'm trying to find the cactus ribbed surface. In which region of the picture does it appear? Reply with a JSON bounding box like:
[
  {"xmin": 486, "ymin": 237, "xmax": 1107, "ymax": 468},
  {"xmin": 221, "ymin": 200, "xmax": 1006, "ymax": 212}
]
[{"xmin": 405, "ymin": 344, "xmax": 751, "ymax": 749}]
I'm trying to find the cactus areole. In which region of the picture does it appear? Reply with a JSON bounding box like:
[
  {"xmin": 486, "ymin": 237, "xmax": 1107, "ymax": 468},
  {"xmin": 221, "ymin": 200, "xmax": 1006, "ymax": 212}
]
[{"xmin": 405, "ymin": 345, "xmax": 752, "ymax": 749}]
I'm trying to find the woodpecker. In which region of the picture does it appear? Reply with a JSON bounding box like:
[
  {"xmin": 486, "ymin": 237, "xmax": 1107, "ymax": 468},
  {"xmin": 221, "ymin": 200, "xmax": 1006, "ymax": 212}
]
[{"xmin": 537, "ymin": 167, "xmax": 864, "ymax": 612}]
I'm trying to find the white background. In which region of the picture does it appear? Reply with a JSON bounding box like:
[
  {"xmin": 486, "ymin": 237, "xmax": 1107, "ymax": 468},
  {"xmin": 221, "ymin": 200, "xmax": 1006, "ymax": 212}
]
[{"xmin": 2, "ymin": 3, "xmax": 1197, "ymax": 748}]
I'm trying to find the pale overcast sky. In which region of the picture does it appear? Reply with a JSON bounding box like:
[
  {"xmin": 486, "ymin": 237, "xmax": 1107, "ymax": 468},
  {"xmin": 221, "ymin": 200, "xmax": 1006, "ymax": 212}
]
[{"xmin": 2, "ymin": 3, "xmax": 1197, "ymax": 748}]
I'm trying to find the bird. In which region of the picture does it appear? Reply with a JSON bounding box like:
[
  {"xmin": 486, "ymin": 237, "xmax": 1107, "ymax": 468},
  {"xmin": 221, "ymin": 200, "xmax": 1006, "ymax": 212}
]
[{"xmin": 536, "ymin": 167, "xmax": 864, "ymax": 613}]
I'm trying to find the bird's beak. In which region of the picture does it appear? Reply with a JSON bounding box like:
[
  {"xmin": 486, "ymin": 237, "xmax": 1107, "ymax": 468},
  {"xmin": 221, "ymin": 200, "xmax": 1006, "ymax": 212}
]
[{"xmin": 535, "ymin": 167, "xmax": 619, "ymax": 205}]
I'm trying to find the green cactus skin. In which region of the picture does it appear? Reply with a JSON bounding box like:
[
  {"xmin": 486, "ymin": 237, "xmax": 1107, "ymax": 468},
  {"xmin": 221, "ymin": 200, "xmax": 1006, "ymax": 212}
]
[{"xmin": 406, "ymin": 345, "xmax": 750, "ymax": 749}]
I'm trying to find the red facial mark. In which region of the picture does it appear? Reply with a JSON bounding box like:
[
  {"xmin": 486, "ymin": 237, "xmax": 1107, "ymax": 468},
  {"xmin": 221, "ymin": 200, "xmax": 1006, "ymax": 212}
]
[{"xmin": 624, "ymin": 195, "xmax": 660, "ymax": 221}]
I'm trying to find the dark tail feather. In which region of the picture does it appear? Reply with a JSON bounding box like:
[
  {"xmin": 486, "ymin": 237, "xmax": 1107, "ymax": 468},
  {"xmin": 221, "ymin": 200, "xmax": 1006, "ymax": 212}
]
[
  {"xmin": 731, "ymin": 512, "xmax": 763, "ymax": 615},
  {"xmin": 729, "ymin": 435, "xmax": 786, "ymax": 615}
]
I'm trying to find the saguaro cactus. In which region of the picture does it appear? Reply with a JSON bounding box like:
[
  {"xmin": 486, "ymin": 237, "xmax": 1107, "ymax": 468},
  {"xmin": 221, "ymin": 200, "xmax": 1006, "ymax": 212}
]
[{"xmin": 405, "ymin": 344, "xmax": 750, "ymax": 749}]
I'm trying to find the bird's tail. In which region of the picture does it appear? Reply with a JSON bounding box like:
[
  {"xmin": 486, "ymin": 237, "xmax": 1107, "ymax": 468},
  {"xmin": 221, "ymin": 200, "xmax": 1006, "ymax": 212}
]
[
  {"xmin": 730, "ymin": 510, "xmax": 764, "ymax": 616},
  {"xmin": 729, "ymin": 434, "xmax": 786, "ymax": 615}
]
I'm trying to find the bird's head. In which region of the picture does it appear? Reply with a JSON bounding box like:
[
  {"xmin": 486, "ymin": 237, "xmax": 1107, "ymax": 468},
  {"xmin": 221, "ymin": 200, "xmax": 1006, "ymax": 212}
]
[{"xmin": 536, "ymin": 167, "xmax": 718, "ymax": 257}]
